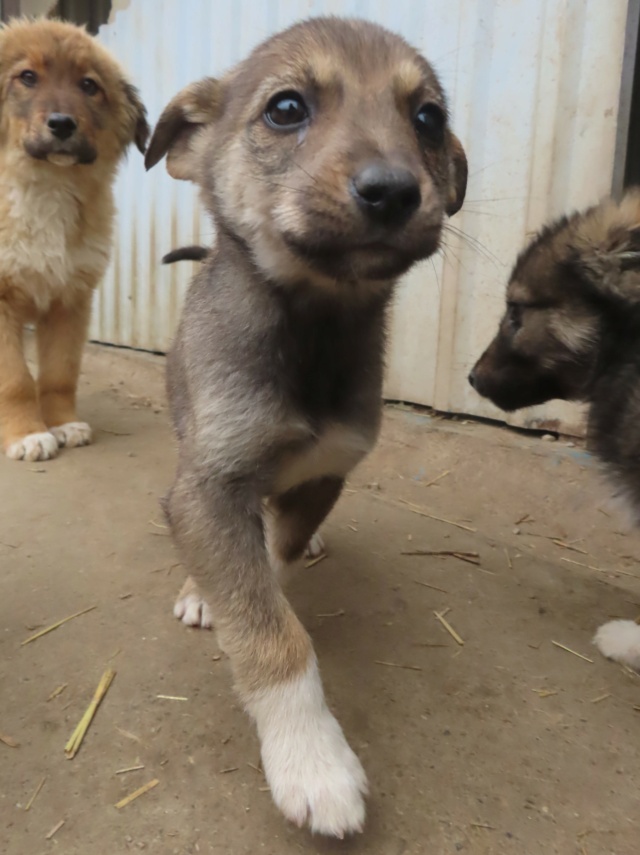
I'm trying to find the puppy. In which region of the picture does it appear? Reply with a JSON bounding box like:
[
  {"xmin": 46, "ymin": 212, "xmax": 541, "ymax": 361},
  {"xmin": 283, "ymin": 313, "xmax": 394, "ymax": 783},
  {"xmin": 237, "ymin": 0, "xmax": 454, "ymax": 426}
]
[
  {"xmin": 0, "ymin": 18, "xmax": 148, "ymax": 462},
  {"xmin": 145, "ymin": 17, "xmax": 467, "ymax": 836},
  {"xmin": 469, "ymin": 190, "xmax": 640, "ymax": 671}
]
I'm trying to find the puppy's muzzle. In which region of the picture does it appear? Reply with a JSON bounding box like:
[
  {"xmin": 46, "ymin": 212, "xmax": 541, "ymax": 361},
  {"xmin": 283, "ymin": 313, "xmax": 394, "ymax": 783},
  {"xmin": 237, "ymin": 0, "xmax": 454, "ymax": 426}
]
[
  {"xmin": 351, "ymin": 161, "xmax": 421, "ymax": 227},
  {"xmin": 47, "ymin": 113, "xmax": 77, "ymax": 141}
]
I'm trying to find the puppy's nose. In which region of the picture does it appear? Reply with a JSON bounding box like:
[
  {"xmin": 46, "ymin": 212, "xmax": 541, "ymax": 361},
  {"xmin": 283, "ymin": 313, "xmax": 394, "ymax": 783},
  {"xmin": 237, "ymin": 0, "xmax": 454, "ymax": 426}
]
[
  {"xmin": 47, "ymin": 113, "xmax": 77, "ymax": 141},
  {"xmin": 352, "ymin": 162, "xmax": 421, "ymax": 226},
  {"xmin": 468, "ymin": 368, "xmax": 478, "ymax": 390}
]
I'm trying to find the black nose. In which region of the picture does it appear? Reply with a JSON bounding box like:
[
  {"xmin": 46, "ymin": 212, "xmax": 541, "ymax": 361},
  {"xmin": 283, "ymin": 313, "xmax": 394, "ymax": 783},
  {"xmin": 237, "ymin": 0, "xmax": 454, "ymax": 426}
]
[
  {"xmin": 468, "ymin": 369, "xmax": 477, "ymax": 390},
  {"xmin": 47, "ymin": 113, "xmax": 77, "ymax": 141},
  {"xmin": 352, "ymin": 162, "xmax": 421, "ymax": 226}
]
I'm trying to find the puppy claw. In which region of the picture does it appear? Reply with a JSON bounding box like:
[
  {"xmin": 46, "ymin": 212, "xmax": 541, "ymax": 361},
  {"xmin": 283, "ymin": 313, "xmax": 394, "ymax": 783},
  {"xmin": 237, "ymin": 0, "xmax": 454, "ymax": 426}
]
[
  {"xmin": 593, "ymin": 619, "xmax": 640, "ymax": 670},
  {"xmin": 5, "ymin": 431, "xmax": 58, "ymax": 461},
  {"xmin": 50, "ymin": 421, "xmax": 92, "ymax": 448},
  {"xmin": 305, "ymin": 532, "xmax": 325, "ymax": 559}
]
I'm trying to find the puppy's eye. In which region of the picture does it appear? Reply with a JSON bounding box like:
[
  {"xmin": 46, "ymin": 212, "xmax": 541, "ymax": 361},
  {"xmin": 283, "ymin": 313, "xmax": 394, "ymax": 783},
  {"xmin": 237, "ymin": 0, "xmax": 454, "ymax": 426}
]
[
  {"xmin": 80, "ymin": 77, "xmax": 99, "ymax": 96},
  {"xmin": 19, "ymin": 70, "xmax": 38, "ymax": 88},
  {"xmin": 264, "ymin": 91, "xmax": 309, "ymax": 129},
  {"xmin": 414, "ymin": 103, "xmax": 446, "ymax": 146}
]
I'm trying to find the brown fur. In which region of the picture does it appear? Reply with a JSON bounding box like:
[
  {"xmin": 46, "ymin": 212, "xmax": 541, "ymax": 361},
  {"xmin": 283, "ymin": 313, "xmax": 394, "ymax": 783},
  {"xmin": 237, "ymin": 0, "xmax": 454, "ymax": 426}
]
[
  {"xmin": 148, "ymin": 17, "xmax": 466, "ymax": 834},
  {"xmin": 0, "ymin": 18, "xmax": 148, "ymax": 460}
]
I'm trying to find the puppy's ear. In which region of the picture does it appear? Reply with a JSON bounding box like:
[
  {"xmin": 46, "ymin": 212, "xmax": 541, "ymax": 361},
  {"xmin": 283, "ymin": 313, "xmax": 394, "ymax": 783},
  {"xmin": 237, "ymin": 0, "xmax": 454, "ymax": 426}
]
[
  {"xmin": 145, "ymin": 78, "xmax": 221, "ymax": 181},
  {"xmin": 571, "ymin": 224, "xmax": 640, "ymax": 305},
  {"xmin": 445, "ymin": 132, "xmax": 467, "ymax": 216},
  {"xmin": 121, "ymin": 83, "xmax": 150, "ymax": 154}
]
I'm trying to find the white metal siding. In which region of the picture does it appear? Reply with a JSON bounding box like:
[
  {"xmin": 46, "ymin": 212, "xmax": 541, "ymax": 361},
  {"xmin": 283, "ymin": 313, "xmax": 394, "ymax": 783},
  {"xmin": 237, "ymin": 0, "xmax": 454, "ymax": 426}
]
[{"xmin": 93, "ymin": 0, "xmax": 630, "ymax": 434}]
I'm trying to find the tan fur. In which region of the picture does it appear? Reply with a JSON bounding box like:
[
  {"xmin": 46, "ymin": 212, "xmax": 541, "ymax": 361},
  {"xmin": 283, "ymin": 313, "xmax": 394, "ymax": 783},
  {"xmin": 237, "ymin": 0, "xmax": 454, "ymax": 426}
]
[{"xmin": 0, "ymin": 18, "xmax": 148, "ymax": 457}]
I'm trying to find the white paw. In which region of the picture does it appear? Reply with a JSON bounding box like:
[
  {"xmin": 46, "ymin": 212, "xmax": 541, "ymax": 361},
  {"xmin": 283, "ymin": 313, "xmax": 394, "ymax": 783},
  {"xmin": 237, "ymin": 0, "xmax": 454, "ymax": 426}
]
[
  {"xmin": 5, "ymin": 431, "xmax": 58, "ymax": 461},
  {"xmin": 174, "ymin": 589, "xmax": 212, "ymax": 629},
  {"xmin": 50, "ymin": 421, "xmax": 92, "ymax": 448},
  {"xmin": 305, "ymin": 532, "xmax": 325, "ymax": 559},
  {"xmin": 593, "ymin": 619, "xmax": 640, "ymax": 670},
  {"xmin": 249, "ymin": 660, "xmax": 367, "ymax": 837}
]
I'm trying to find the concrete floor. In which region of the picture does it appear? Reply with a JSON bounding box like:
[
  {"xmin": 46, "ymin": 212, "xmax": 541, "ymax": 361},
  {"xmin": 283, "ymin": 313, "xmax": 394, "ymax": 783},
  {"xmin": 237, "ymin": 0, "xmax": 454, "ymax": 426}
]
[{"xmin": 0, "ymin": 344, "xmax": 639, "ymax": 855}]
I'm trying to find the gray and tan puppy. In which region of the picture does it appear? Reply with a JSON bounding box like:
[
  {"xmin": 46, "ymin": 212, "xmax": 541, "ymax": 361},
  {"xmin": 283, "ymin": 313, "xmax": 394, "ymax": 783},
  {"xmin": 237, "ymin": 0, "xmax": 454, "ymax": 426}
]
[
  {"xmin": 146, "ymin": 17, "xmax": 466, "ymax": 837},
  {"xmin": 469, "ymin": 191, "xmax": 640, "ymax": 673}
]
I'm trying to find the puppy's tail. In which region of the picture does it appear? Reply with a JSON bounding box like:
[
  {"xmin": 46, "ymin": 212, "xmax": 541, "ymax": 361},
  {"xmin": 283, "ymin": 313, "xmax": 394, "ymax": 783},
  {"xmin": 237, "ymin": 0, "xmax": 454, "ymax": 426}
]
[
  {"xmin": 593, "ymin": 619, "xmax": 640, "ymax": 670},
  {"xmin": 162, "ymin": 246, "xmax": 210, "ymax": 264}
]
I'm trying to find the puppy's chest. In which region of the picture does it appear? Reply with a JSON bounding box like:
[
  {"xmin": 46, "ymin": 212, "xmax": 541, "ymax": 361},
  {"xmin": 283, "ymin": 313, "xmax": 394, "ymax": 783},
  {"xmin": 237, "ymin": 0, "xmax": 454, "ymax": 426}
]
[
  {"xmin": 0, "ymin": 180, "xmax": 111, "ymax": 307},
  {"xmin": 271, "ymin": 305, "xmax": 384, "ymax": 493}
]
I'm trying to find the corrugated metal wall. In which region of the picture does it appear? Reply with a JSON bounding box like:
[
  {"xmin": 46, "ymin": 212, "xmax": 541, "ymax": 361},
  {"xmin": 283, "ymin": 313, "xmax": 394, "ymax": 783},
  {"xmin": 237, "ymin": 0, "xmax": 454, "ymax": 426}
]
[{"xmin": 92, "ymin": 0, "xmax": 630, "ymax": 434}]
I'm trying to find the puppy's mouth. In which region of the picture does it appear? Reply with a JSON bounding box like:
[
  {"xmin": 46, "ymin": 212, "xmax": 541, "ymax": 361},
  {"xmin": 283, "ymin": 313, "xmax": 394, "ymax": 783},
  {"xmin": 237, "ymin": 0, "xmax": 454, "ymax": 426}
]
[
  {"xmin": 282, "ymin": 227, "xmax": 442, "ymax": 281},
  {"xmin": 470, "ymin": 369, "xmax": 566, "ymax": 412},
  {"xmin": 23, "ymin": 138, "xmax": 97, "ymax": 166}
]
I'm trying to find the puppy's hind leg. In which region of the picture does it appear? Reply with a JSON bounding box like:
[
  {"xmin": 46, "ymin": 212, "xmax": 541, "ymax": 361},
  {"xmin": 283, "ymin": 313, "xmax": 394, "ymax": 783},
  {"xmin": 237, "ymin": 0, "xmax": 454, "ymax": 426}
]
[
  {"xmin": 167, "ymin": 472, "xmax": 367, "ymax": 837},
  {"xmin": 266, "ymin": 477, "xmax": 343, "ymax": 581}
]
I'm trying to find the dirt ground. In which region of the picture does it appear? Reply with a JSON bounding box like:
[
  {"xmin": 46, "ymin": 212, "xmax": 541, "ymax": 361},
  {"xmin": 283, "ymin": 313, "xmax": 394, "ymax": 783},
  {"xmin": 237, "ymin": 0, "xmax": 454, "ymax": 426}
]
[{"xmin": 1, "ymin": 343, "xmax": 639, "ymax": 855}]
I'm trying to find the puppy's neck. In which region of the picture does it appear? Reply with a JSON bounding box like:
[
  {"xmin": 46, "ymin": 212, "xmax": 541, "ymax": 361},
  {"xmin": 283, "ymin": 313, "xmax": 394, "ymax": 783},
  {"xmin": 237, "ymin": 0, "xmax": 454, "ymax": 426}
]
[
  {"xmin": 0, "ymin": 145, "xmax": 114, "ymax": 200},
  {"xmin": 215, "ymin": 224, "xmax": 395, "ymax": 310}
]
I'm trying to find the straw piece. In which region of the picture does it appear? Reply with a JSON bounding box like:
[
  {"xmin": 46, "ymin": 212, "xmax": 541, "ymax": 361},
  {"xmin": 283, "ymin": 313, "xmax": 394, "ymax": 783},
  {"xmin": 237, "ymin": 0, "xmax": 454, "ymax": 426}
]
[
  {"xmin": 551, "ymin": 641, "xmax": 593, "ymax": 663},
  {"xmin": 25, "ymin": 776, "xmax": 46, "ymax": 811},
  {"xmin": 21, "ymin": 605, "xmax": 96, "ymax": 646},
  {"xmin": 403, "ymin": 549, "xmax": 480, "ymax": 566},
  {"xmin": 434, "ymin": 610, "xmax": 464, "ymax": 646},
  {"xmin": 414, "ymin": 580, "xmax": 449, "ymax": 594},
  {"xmin": 424, "ymin": 469, "xmax": 451, "ymax": 488},
  {"xmin": 45, "ymin": 820, "xmax": 65, "ymax": 840},
  {"xmin": 316, "ymin": 609, "xmax": 345, "ymax": 618},
  {"xmin": 156, "ymin": 695, "xmax": 188, "ymax": 702},
  {"xmin": 220, "ymin": 767, "xmax": 239, "ymax": 774},
  {"xmin": 590, "ymin": 693, "xmax": 611, "ymax": 704},
  {"xmin": 374, "ymin": 660, "xmax": 422, "ymax": 672},
  {"xmin": 65, "ymin": 669, "xmax": 116, "ymax": 759},
  {"xmin": 305, "ymin": 553, "xmax": 327, "ymax": 569},
  {"xmin": 47, "ymin": 684, "xmax": 68, "ymax": 702},
  {"xmin": 368, "ymin": 492, "xmax": 477, "ymax": 532},
  {"xmin": 114, "ymin": 778, "xmax": 159, "ymax": 809}
]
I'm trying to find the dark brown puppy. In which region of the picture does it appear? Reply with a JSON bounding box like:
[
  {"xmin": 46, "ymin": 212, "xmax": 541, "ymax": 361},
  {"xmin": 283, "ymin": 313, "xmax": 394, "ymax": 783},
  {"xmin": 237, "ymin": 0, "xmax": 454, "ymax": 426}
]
[
  {"xmin": 469, "ymin": 190, "xmax": 640, "ymax": 672},
  {"xmin": 146, "ymin": 17, "xmax": 466, "ymax": 836}
]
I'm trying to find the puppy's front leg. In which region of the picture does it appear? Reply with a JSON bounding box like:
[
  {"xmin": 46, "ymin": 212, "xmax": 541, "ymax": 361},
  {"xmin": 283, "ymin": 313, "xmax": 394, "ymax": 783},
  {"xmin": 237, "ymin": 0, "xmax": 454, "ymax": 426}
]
[
  {"xmin": 168, "ymin": 472, "xmax": 367, "ymax": 837},
  {"xmin": 37, "ymin": 293, "xmax": 92, "ymax": 450},
  {"xmin": 0, "ymin": 298, "xmax": 57, "ymax": 461}
]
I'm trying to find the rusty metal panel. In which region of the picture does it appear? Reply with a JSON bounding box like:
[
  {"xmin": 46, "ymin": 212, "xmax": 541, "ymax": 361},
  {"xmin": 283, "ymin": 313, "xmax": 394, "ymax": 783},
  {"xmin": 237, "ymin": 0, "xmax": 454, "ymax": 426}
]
[{"xmin": 91, "ymin": 0, "xmax": 630, "ymax": 435}]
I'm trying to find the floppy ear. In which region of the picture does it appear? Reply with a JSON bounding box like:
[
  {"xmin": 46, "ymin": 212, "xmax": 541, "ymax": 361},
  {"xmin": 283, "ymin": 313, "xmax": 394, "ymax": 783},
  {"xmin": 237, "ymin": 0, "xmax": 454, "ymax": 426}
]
[
  {"xmin": 122, "ymin": 82, "xmax": 150, "ymax": 154},
  {"xmin": 144, "ymin": 78, "xmax": 221, "ymax": 181},
  {"xmin": 445, "ymin": 132, "xmax": 467, "ymax": 216},
  {"xmin": 571, "ymin": 225, "xmax": 640, "ymax": 305}
]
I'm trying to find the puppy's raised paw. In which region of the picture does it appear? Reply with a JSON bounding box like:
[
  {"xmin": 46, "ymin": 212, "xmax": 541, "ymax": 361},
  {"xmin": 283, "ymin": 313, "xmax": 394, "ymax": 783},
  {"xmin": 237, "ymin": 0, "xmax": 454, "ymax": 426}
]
[
  {"xmin": 174, "ymin": 576, "xmax": 213, "ymax": 629},
  {"xmin": 251, "ymin": 663, "xmax": 367, "ymax": 837},
  {"xmin": 50, "ymin": 421, "xmax": 92, "ymax": 448},
  {"xmin": 594, "ymin": 619, "xmax": 640, "ymax": 670},
  {"xmin": 5, "ymin": 431, "xmax": 58, "ymax": 461}
]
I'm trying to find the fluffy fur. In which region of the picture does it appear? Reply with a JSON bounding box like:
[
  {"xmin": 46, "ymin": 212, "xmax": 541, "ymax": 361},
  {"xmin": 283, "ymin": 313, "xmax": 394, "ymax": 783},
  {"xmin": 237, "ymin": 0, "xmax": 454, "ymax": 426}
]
[
  {"xmin": 470, "ymin": 190, "xmax": 640, "ymax": 670},
  {"xmin": 146, "ymin": 17, "xmax": 466, "ymax": 836},
  {"xmin": 0, "ymin": 18, "xmax": 148, "ymax": 460}
]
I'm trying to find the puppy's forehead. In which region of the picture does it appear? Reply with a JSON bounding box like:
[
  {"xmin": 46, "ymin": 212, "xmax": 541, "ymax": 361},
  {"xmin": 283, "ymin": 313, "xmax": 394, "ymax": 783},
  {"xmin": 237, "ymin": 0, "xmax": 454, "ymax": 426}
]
[{"xmin": 234, "ymin": 18, "xmax": 443, "ymax": 100}]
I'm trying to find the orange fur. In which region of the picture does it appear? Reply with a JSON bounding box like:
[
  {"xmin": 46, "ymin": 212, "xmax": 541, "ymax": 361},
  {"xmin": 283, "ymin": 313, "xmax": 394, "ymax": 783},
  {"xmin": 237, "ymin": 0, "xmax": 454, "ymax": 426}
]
[{"xmin": 0, "ymin": 18, "xmax": 148, "ymax": 459}]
